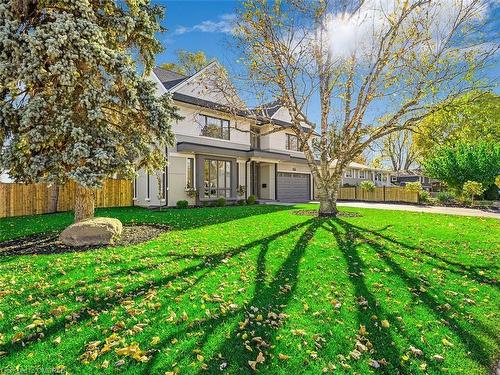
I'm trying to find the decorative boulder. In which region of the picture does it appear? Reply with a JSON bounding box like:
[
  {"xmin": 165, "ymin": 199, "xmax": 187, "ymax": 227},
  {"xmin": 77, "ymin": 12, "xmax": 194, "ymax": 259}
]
[{"xmin": 59, "ymin": 217, "xmax": 122, "ymax": 246}]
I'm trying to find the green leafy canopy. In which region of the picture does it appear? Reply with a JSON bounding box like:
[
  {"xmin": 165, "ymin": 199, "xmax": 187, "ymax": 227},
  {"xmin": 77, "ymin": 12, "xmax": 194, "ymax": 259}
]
[{"xmin": 422, "ymin": 141, "xmax": 500, "ymax": 190}]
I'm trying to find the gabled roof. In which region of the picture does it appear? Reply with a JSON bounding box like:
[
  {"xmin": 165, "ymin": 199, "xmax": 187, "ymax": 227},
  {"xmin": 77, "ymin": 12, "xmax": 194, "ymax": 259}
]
[
  {"xmin": 251, "ymin": 99, "xmax": 283, "ymax": 119},
  {"xmin": 152, "ymin": 67, "xmax": 189, "ymax": 90}
]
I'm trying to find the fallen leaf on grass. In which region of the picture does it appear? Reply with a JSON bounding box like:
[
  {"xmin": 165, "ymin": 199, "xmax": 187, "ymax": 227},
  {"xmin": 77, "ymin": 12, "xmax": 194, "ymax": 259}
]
[
  {"xmin": 115, "ymin": 343, "xmax": 148, "ymax": 362},
  {"xmin": 278, "ymin": 353, "xmax": 290, "ymax": 360},
  {"xmin": 442, "ymin": 338, "xmax": 454, "ymax": 347},
  {"xmin": 248, "ymin": 351, "xmax": 265, "ymax": 371},
  {"xmin": 291, "ymin": 329, "xmax": 306, "ymax": 336},
  {"xmin": 433, "ymin": 354, "xmax": 444, "ymax": 362},
  {"xmin": 381, "ymin": 320, "xmax": 390, "ymax": 328},
  {"xmin": 410, "ymin": 346, "xmax": 423, "ymax": 356}
]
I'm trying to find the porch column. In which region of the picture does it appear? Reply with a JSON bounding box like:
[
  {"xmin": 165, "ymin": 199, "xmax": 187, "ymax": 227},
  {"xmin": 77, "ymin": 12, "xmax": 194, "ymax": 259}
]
[{"xmin": 274, "ymin": 163, "xmax": 278, "ymax": 200}]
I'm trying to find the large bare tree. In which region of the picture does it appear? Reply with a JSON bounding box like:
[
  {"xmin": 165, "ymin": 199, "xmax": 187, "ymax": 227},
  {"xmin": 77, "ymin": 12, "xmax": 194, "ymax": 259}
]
[
  {"xmin": 378, "ymin": 130, "xmax": 420, "ymax": 172},
  {"xmin": 232, "ymin": 0, "xmax": 496, "ymax": 215}
]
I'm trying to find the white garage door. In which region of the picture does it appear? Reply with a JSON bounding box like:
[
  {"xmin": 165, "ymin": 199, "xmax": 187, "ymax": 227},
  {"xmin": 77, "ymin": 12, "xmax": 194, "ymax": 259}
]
[{"xmin": 277, "ymin": 172, "xmax": 310, "ymax": 202}]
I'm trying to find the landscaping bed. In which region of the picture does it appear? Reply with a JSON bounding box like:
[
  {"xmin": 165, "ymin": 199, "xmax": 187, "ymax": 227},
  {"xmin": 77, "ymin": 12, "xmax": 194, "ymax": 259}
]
[{"xmin": 0, "ymin": 223, "xmax": 169, "ymax": 256}]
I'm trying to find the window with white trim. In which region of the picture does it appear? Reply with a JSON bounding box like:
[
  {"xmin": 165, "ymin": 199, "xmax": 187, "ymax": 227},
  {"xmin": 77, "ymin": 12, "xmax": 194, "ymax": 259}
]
[
  {"xmin": 359, "ymin": 170, "xmax": 366, "ymax": 179},
  {"xmin": 344, "ymin": 169, "xmax": 353, "ymax": 178}
]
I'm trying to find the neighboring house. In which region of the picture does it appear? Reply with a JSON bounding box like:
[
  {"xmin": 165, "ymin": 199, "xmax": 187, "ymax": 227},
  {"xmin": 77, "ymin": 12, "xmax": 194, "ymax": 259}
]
[
  {"xmin": 391, "ymin": 170, "xmax": 441, "ymax": 191},
  {"xmin": 134, "ymin": 62, "xmax": 390, "ymax": 207},
  {"xmin": 341, "ymin": 162, "xmax": 392, "ymax": 187}
]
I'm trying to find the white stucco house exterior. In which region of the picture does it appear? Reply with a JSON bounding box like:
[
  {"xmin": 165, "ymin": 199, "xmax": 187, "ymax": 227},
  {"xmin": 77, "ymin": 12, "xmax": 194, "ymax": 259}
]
[{"xmin": 133, "ymin": 62, "xmax": 392, "ymax": 207}]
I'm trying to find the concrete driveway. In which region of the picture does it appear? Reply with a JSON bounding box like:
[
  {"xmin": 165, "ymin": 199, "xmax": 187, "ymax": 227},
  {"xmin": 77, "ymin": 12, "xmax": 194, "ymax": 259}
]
[{"xmin": 329, "ymin": 201, "xmax": 499, "ymax": 219}]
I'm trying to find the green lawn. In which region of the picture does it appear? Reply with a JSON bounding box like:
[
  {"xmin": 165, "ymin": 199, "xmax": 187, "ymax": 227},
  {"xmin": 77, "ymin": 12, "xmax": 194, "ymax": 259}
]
[{"xmin": 0, "ymin": 205, "xmax": 498, "ymax": 374}]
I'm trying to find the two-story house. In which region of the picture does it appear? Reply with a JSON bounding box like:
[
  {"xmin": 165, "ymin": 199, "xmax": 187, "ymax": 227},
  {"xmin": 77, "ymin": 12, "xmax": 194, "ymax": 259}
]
[{"xmin": 133, "ymin": 62, "xmax": 391, "ymax": 207}]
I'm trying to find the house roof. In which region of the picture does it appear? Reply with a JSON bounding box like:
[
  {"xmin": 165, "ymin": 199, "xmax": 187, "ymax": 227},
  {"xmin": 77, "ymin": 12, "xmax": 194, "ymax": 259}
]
[
  {"xmin": 251, "ymin": 99, "xmax": 283, "ymax": 119},
  {"xmin": 152, "ymin": 64, "xmax": 318, "ymax": 134},
  {"xmin": 152, "ymin": 67, "xmax": 190, "ymax": 90}
]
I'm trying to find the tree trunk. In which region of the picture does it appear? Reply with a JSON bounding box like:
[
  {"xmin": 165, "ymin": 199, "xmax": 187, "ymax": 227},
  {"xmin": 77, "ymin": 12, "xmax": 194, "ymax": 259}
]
[
  {"xmin": 317, "ymin": 176, "xmax": 340, "ymax": 217},
  {"xmin": 74, "ymin": 183, "xmax": 95, "ymax": 222}
]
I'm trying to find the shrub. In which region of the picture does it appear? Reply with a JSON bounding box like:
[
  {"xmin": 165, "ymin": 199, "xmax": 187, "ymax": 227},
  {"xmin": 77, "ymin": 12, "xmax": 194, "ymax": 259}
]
[
  {"xmin": 216, "ymin": 197, "xmax": 226, "ymax": 207},
  {"xmin": 185, "ymin": 187, "xmax": 197, "ymax": 199},
  {"xmin": 405, "ymin": 181, "xmax": 423, "ymax": 193},
  {"xmin": 462, "ymin": 181, "xmax": 485, "ymax": 205},
  {"xmin": 247, "ymin": 195, "xmax": 256, "ymax": 205},
  {"xmin": 237, "ymin": 185, "xmax": 246, "ymax": 197},
  {"xmin": 360, "ymin": 180, "xmax": 375, "ymax": 192},
  {"xmin": 237, "ymin": 199, "xmax": 246, "ymax": 205},
  {"xmin": 176, "ymin": 200, "xmax": 189, "ymax": 209},
  {"xmin": 458, "ymin": 196, "xmax": 472, "ymax": 206},
  {"xmin": 436, "ymin": 191, "xmax": 455, "ymax": 203},
  {"xmin": 418, "ymin": 190, "xmax": 430, "ymax": 203}
]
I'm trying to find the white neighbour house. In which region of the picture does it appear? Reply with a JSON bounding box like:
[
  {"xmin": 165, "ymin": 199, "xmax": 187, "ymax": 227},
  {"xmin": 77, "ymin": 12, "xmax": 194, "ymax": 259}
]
[
  {"xmin": 341, "ymin": 162, "xmax": 393, "ymax": 187},
  {"xmin": 134, "ymin": 62, "xmax": 392, "ymax": 207}
]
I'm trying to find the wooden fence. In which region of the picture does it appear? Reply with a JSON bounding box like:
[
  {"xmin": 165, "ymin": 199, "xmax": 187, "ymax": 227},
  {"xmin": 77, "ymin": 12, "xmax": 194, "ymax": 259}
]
[
  {"xmin": 317, "ymin": 186, "xmax": 419, "ymax": 204},
  {"xmin": 0, "ymin": 179, "xmax": 133, "ymax": 218}
]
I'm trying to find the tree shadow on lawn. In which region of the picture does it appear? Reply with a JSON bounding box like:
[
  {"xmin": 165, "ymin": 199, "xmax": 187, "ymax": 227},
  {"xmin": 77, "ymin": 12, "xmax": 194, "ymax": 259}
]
[
  {"xmin": 142, "ymin": 216, "xmax": 325, "ymax": 374},
  {"xmin": 353, "ymin": 223, "xmax": 499, "ymax": 288},
  {"xmin": 1, "ymin": 218, "xmax": 316, "ymax": 363},
  {"xmin": 329, "ymin": 218, "xmax": 493, "ymax": 370}
]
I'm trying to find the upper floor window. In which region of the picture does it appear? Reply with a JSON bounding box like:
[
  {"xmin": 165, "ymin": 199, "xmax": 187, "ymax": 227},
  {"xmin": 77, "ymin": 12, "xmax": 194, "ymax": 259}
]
[
  {"xmin": 200, "ymin": 114, "xmax": 230, "ymax": 140},
  {"xmin": 250, "ymin": 127, "xmax": 260, "ymax": 149},
  {"xmin": 359, "ymin": 170, "xmax": 366, "ymax": 179},
  {"xmin": 286, "ymin": 134, "xmax": 301, "ymax": 151},
  {"xmin": 344, "ymin": 169, "xmax": 353, "ymax": 178}
]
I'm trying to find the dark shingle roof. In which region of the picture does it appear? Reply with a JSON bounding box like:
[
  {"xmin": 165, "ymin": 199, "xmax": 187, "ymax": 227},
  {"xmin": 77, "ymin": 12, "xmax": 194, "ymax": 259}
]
[
  {"xmin": 251, "ymin": 99, "xmax": 282, "ymax": 118},
  {"xmin": 153, "ymin": 67, "xmax": 189, "ymax": 90}
]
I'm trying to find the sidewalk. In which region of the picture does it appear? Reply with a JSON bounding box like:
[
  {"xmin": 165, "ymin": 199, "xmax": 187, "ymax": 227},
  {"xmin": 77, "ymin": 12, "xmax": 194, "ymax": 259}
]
[{"xmin": 329, "ymin": 201, "xmax": 499, "ymax": 219}]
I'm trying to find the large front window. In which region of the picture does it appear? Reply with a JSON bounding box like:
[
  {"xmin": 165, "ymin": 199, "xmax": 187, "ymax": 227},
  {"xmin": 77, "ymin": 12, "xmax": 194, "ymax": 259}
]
[
  {"xmin": 200, "ymin": 114, "xmax": 230, "ymax": 140},
  {"xmin": 204, "ymin": 159, "xmax": 231, "ymax": 198}
]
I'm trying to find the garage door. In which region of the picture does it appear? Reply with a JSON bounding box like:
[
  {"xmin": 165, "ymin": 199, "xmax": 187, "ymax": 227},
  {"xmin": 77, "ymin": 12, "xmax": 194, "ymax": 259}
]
[{"xmin": 277, "ymin": 172, "xmax": 310, "ymax": 202}]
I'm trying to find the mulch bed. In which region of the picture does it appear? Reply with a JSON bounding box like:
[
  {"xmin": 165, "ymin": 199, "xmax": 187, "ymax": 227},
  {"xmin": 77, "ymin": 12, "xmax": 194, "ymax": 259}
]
[
  {"xmin": 0, "ymin": 223, "xmax": 170, "ymax": 256},
  {"xmin": 293, "ymin": 210, "xmax": 362, "ymax": 217}
]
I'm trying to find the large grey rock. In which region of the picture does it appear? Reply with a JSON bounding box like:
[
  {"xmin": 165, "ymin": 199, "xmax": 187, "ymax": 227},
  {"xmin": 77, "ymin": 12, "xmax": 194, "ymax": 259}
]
[{"xmin": 59, "ymin": 217, "xmax": 122, "ymax": 246}]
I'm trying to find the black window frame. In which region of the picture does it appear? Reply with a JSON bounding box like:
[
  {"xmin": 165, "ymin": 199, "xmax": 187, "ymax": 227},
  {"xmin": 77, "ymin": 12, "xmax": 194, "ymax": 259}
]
[
  {"xmin": 286, "ymin": 134, "xmax": 302, "ymax": 151},
  {"xmin": 203, "ymin": 159, "xmax": 232, "ymax": 199},
  {"xmin": 200, "ymin": 114, "xmax": 230, "ymax": 140},
  {"xmin": 250, "ymin": 127, "xmax": 261, "ymax": 150}
]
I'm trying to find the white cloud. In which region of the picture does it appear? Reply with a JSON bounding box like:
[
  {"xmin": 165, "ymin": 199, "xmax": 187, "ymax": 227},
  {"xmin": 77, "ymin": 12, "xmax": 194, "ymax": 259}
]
[
  {"xmin": 325, "ymin": 0, "xmax": 488, "ymax": 60},
  {"xmin": 175, "ymin": 13, "xmax": 237, "ymax": 35}
]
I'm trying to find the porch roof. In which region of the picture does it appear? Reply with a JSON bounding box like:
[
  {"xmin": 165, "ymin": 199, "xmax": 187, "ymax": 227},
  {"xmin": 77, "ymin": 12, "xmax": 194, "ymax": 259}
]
[{"xmin": 176, "ymin": 142, "xmax": 308, "ymax": 163}]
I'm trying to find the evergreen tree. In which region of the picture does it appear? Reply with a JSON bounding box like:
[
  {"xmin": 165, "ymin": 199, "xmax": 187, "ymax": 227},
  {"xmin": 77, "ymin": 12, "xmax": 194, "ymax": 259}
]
[{"xmin": 0, "ymin": 0, "xmax": 179, "ymax": 222}]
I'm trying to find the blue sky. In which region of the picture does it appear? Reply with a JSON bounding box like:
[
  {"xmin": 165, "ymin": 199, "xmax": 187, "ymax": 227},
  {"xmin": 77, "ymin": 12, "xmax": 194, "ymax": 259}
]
[
  {"xmin": 154, "ymin": 0, "xmax": 499, "ymax": 129},
  {"xmin": 156, "ymin": 1, "xmax": 241, "ymax": 68}
]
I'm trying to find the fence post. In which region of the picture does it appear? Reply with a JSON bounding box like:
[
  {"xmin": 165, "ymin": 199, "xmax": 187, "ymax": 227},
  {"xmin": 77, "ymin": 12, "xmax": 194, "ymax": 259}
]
[{"xmin": 383, "ymin": 186, "xmax": 386, "ymax": 201}]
